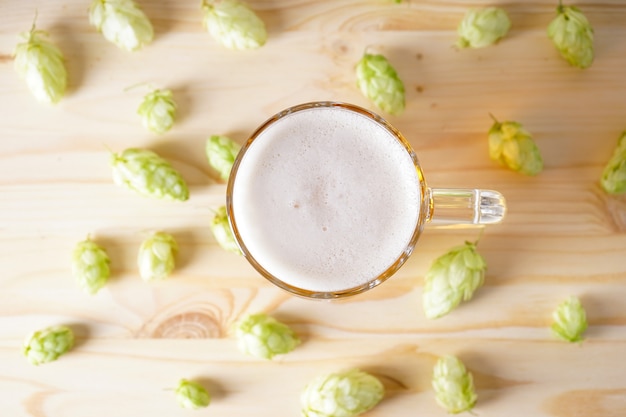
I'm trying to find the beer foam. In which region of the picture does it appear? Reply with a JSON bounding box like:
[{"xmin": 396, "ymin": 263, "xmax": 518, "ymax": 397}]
[{"xmin": 231, "ymin": 106, "xmax": 421, "ymax": 293}]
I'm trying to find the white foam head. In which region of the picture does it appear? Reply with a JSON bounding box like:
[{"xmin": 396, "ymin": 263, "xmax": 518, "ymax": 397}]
[{"xmin": 230, "ymin": 104, "xmax": 422, "ymax": 295}]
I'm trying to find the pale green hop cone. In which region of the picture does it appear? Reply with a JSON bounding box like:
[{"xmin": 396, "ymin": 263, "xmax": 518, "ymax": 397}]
[
  {"xmin": 356, "ymin": 52, "xmax": 405, "ymax": 115},
  {"xmin": 14, "ymin": 25, "xmax": 67, "ymax": 104},
  {"xmin": 552, "ymin": 296, "xmax": 588, "ymax": 343},
  {"xmin": 23, "ymin": 325, "xmax": 74, "ymax": 366},
  {"xmin": 547, "ymin": 3, "xmax": 594, "ymax": 69},
  {"xmin": 89, "ymin": 0, "xmax": 154, "ymax": 51},
  {"xmin": 488, "ymin": 117, "xmax": 543, "ymax": 176},
  {"xmin": 202, "ymin": 0, "xmax": 267, "ymax": 50},
  {"xmin": 210, "ymin": 206, "xmax": 241, "ymax": 254},
  {"xmin": 456, "ymin": 7, "xmax": 511, "ymax": 49},
  {"xmin": 110, "ymin": 148, "xmax": 189, "ymax": 201},
  {"xmin": 175, "ymin": 379, "xmax": 211, "ymax": 409},
  {"xmin": 206, "ymin": 135, "xmax": 241, "ymax": 180},
  {"xmin": 138, "ymin": 232, "xmax": 178, "ymax": 281},
  {"xmin": 71, "ymin": 238, "xmax": 110, "ymax": 294},
  {"xmin": 423, "ymin": 241, "xmax": 486, "ymax": 319},
  {"xmin": 234, "ymin": 313, "xmax": 300, "ymax": 360},
  {"xmin": 301, "ymin": 369, "xmax": 384, "ymax": 417},
  {"xmin": 600, "ymin": 132, "xmax": 626, "ymax": 194},
  {"xmin": 432, "ymin": 355, "xmax": 477, "ymax": 414},
  {"xmin": 137, "ymin": 88, "xmax": 177, "ymax": 134}
]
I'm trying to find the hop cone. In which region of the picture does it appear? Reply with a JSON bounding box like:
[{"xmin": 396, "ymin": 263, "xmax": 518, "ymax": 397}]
[
  {"xmin": 356, "ymin": 53, "xmax": 405, "ymax": 115},
  {"xmin": 552, "ymin": 296, "xmax": 588, "ymax": 343},
  {"xmin": 301, "ymin": 369, "xmax": 384, "ymax": 417},
  {"xmin": 89, "ymin": 0, "xmax": 154, "ymax": 51},
  {"xmin": 175, "ymin": 379, "xmax": 211, "ymax": 409},
  {"xmin": 456, "ymin": 7, "xmax": 511, "ymax": 49},
  {"xmin": 71, "ymin": 238, "xmax": 110, "ymax": 294},
  {"xmin": 138, "ymin": 232, "xmax": 178, "ymax": 281},
  {"xmin": 206, "ymin": 135, "xmax": 241, "ymax": 180},
  {"xmin": 600, "ymin": 132, "xmax": 626, "ymax": 194},
  {"xmin": 432, "ymin": 356, "xmax": 477, "ymax": 414},
  {"xmin": 137, "ymin": 89, "xmax": 177, "ymax": 134},
  {"xmin": 110, "ymin": 148, "xmax": 189, "ymax": 201},
  {"xmin": 234, "ymin": 313, "xmax": 300, "ymax": 360},
  {"xmin": 489, "ymin": 118, "xmax": 543, "ymax": 176},
  {"xmin": 547, "ymin": 4, "xmax": 594, "ymax": 69},
  {"xmin": 14, "ymin": 27, "xmax": 67, "ymax": 104},
  {"xmin": 423, "ymin": 241, "xmax": 486, "ymax": 319},
  {"xmin": 210, "ymin": 206, "xmax": 241, "ymax": 254},
  {"xmin": 23, "ymin": 325, "xmax": 74, "ymax": 365},
  {"xmin": 202, "ymin": 0, "xmax": 267, "ymax": 50}
]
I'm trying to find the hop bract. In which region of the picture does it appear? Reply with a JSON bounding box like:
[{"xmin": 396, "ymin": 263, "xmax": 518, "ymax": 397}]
[
  {"xmin": 137, "ymin": 88, "xmax": 177, "ymax": 134},
  {"xmin": 600, "ymin": 132, "xmax": 626, "ymax": 194},
  {"xmin": 71, "ymin": 238, "xmax": 110, "ymax": 294},
  {"xmin": 89, "ymin": 0, "xmax": 154, "ymax": 51},
  {"xmin": 14, "ymin": 26, "xmax": 67, "ymax": 104},
  {"xmin": 432, "ymin": 355, "xmax": 477, "ymax": 414},
  {"xmin": 489, "ymin": 117, "xmax": 543, "ymax": 176},
  {"xmin": 110, "ymin": 148, "xmax": 189, "ymax": 201},
  {"xmin": 23, "ymin": 325, "xmax": 74, "ymax": 366},
  {"xmin": 206, "ymin": 135, "xmax": 241, "ymax": 180},
  {"xmin": 234, "ymin": 313, "xmax": 300, "ymax": 360},
  {"xmin": 202, "ymin": 0, "xmax": 267, "ymax": 50},
  {"xmin": 547, "ymin": 4, "xmax": 594, "ymax": 69},
  {"xmin": 355, "ymin": 52, "xmax": 405, "ymax": 115},
  {"xmin": 175, "ymin": 379, "xmax": 211, "ymax": 409},
  {"xmin": 301, "ymin": 369, "xmax": 384, "ymax": 417},
  {"xmin": 456, "ymin": 7, "xmax": 511, "ymax": 48},
  {"xmin": 210, "ymin": 206, "xmax": 241, "ymax": 254},
  {"xmin": 422, "ymin": 241, "xmax": 486, "ymax": 319},
  {"xmin": 552, "ymin": 296, "xmax": 588, "ymax": 343},
  {"xmin": 138, "ymin": 232, "xmax": 178, "ymax": 281}
]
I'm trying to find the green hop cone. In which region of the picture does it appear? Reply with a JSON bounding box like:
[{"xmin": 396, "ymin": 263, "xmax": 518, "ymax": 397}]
[
  {"xmin": 137, "ymin": 88, "xmax": 177, "ymax": 134},
  {"xmin": 456, "ymin": 7, "xmax": 511, "ymax": 49},
  {"xmin": 423, "ymin": 241, "xmax": 486, "ymax": 319},
  {"xmin": 210, "ymin": 206, "xmax": 241, "ymax": 254},
  {"xmin": 175, "ymin": 379, "xmax": 211, "ymax": 409},
  {"xmin": 600, "ymin": 132, "xmax": 626, "ymax": 194},
  {"xmin": 547, "ymin": 3, "xmax": 594, "ymax": 69},
  {"xmin": 488, "ymin": 117, "xmax": 543, "ymax": 176},
  {"xmin": 356, "ymin": 52, "xmax": 405, "ymax": 116},
  {"xmin": 71, "ymin": 238, "xmax": 110, "ymax": 294},
  {"xmin": 23, "ymin": 325, "xmax": 74, "ymax": 366},
  {"xmin": 301, "ymin": 369, "xmax": 384, "ymax": 417},
  {"xmin": 14, "ymin": 24, "xmax": 67, "ymax": 104},
  {"xmin": 89, "ymin": 0, "xmax": 154, "ymax": 51},
  {"xmin": 206, "ymin": 135, "xmax": 241, "ymax": 180},
  {"xmin": 552, "ymin": 296, "xmax": 588, "ymax": 343},
  {"xmin": 202, "ymin": 0, "xmax": 267, "ymax": 50},
  {"xmin": 432, "ymin": 355, "xmax": 478, "ymax": 414},
  {"xmin": 234, "ymin": 313, "xmax": 300, "ymax": 360},
  {"xmin": 138, "ymin": 232, "xmax": 178, "ymax": 281},
  {"xmin": 110, "ymin": 148, "xmax": 189, "ymax": 201}
]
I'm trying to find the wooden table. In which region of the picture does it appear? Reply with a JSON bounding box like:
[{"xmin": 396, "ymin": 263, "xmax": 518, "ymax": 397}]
[{"xmin": 1, "ymin": 1, "xmax": 625, "ymax": 416}]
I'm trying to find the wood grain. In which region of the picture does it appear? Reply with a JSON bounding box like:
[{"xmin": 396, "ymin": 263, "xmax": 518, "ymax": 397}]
[{"xmin": 1, "ymin": 1, "xmax": 625, "ymax": 416}]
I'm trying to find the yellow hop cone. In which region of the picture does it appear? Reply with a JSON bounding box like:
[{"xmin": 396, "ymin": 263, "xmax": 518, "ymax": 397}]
[
  {"xmin": 23, "ymin": 325, "xmax": 74, "ymax": 366},
  {"xmin": 210, "ymin": 206, "xmax": 241, "ymax": 254},
  {"xmin": 14, "ymin": 24, "xmax": 67, "ymax": 104},
  {"xmin": 234, "ymin": 313, "xmax": 300, "ymax": 360},
  {"xmin": 137, "ymin": 88, "xmax": 177, "ymax": 134},
  {"xmin": 202, "ymin": 0, "xmax": 267, "ymax": 50},
  {"xmin": 89, "ymin": 0, "xmax": 154, "ymax": 51},
  {"xmin": 600, "ymin": 132, "xmax": 626, "ymax": 194},
  {"xmin": 71, "ymin": 238, "xmax": 110, "ymax": 294},
  {"xmin": 137, "ymin": 232, "xmax": 178, "ymax": 281},
  {"xmin": 432, "ymin": 356, "xmax": 478, "ymax": 414},
  {"xmin": 488, "ymin": 117, "xmax": 543, "ymax": 176},
  {"xmin": 205, "ymin": 135, "xmax": 241, "ymax": 180},
  {"xmin": 547, "ymin": 3, "xmax": 594, "ymax": 69},
  {"xmin": 551, "ymin": 296, "xmax": 588, "ymax": 343},
  {"xmin": 175, "ymin": 379, "xmax": 211, "ymax": 409},
  {"xmin": 356, "ymin": 52, "xmax": 405, "ymax": 115},
  {"xmin": 456, "ymin": 7, "xmax": 511, "ymax": 49}
]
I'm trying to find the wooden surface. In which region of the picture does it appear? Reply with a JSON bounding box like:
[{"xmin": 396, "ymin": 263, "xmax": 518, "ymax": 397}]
[{"xmin": 1, "ymin": 1, "xmax": 626, "ymax": 416}]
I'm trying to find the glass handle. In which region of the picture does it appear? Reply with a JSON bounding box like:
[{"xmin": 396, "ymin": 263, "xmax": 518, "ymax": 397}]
[{"xmin": 426, "ymin": 188, "xmax": 506, "ymax": 226}]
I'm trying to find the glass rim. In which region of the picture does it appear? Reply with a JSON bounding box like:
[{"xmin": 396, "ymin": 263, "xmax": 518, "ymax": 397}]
[{"xmin": 226, "ymin": 101, "xmax": 430, "ymax": 300}]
